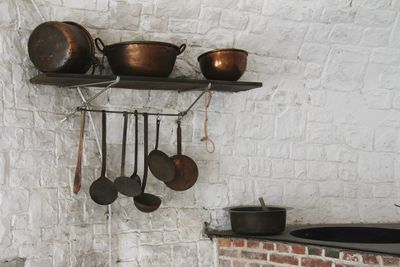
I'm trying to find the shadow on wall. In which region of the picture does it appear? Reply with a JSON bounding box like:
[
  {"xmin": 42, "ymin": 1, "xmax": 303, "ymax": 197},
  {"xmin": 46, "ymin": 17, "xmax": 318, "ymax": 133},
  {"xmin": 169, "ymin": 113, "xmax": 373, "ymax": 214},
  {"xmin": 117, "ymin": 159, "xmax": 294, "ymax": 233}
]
[{"xmin": 0, "ymin": 258, "xmax": 25, "ymax": 267}]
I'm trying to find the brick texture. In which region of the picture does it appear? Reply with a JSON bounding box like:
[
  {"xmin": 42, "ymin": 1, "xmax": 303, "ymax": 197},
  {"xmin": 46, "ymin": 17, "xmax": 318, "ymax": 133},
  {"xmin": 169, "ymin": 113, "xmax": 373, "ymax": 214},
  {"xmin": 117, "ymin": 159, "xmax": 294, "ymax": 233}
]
[{"xmin": 1, "ymin": 0, "xmax": 400, "ymax": 266}]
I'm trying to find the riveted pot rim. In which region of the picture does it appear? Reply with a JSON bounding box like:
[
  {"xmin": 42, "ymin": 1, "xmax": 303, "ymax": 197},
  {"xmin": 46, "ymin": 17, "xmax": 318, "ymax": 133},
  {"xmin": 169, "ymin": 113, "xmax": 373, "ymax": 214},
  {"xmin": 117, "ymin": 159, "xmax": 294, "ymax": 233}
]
[
  {"xmin": 197, "ymin": 48, "xmax": 248, "ymax": 61},
  {"xmin": 104, "ymin": 41, "xmax": 181, "ymax": 51}
]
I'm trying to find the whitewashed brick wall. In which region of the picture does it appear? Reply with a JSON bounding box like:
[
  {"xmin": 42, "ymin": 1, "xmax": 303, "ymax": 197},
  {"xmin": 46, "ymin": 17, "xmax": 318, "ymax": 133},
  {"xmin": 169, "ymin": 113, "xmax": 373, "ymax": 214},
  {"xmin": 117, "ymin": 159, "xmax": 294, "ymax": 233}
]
[{"xmin": 1, "ymin": 0, "xmax": 400, "ymax": 266}]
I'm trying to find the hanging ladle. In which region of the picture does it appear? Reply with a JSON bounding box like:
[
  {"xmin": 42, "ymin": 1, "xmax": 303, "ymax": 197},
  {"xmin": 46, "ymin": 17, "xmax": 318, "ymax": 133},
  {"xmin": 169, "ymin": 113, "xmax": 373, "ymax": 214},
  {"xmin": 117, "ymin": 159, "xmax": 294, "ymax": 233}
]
[
  {"xmin": 129, "ymin": 110, "xmax": 141, "ymax": 189},
  {"xmin": 114, "ymin": 112, "xmax": 141, "ymax": 197},
  {"xmin": 134, "ymin": 113, "xmax": 162, "ymax": 213},
  {"xmin": 89, "ymin": 111, "xmax": 118, "ymax": 205},
  {"xmin": 148, "ymin": 117, "xmax": 175, "ymax": 182}
]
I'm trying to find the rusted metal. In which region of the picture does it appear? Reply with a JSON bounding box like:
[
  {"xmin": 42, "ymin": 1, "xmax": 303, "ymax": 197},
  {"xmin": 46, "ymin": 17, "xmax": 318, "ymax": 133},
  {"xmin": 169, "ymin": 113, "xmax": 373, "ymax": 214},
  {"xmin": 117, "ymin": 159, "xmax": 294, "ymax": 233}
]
[
  {"xmin": 165, "ymin": 120, "xmax": 198, "ymax": 191},
  {"xmin": 89, "ymin": 111, "xmax": 118, "ymax": 205},
  {"xmin": 28, "ymin": 21, "xmax": 95, "ymax": 74},
  {"xmin": 95, "ymin": 38, "xmax": 186, "ymax": 77},
  {"xmin": 198, "ymin": 48, "xmax": 248, "ymax": 81},
  {"xmin": 148, "ymin": 118, "xmax": 175, "ymax": 182},
  {"xmin": 134, "ymin": 113, "xmax": 162, "ymax": 213}
]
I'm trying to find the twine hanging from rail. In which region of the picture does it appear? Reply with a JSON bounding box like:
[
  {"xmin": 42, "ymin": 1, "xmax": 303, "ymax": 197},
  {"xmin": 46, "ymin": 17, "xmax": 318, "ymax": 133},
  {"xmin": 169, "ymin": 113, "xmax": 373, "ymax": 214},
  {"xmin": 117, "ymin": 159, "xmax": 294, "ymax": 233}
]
[{"xmin": 200, "ymin": 89, "xmax": 215, "ymax": 153}]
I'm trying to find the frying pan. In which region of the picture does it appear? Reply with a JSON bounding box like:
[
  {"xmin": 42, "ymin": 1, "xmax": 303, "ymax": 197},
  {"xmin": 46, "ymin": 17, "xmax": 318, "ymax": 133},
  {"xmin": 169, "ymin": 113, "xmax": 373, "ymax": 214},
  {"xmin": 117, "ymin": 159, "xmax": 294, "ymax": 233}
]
[
  {"xmin": 134, "ymin": 113, "xmax": 162, "ymax": 212},
  {"xmin": 114, "ymin": 112, "xmax": 141, "ymax": 197},
  {"xmin": 165, "ymin": 119, "xmax": 198, "ymax": 191},
  {"xmin": 148, "ymin": 118, "xmax": 175, "ymax": 182},
  {"xmin": 89, "ymin": 111, "xmax": 118, "ymax": 205}
]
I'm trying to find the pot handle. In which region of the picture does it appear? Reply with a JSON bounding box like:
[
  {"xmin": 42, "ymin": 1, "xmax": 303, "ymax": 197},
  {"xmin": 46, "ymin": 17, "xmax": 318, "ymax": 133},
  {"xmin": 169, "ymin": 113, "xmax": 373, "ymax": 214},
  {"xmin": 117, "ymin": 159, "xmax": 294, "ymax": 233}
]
[
  {"xmin": 178, "ymin": 44, "xmax": 186, "ymax": 55},
  {"xmin": 95, "ymin": 38, "xmax": 106, "ymax": 53}
]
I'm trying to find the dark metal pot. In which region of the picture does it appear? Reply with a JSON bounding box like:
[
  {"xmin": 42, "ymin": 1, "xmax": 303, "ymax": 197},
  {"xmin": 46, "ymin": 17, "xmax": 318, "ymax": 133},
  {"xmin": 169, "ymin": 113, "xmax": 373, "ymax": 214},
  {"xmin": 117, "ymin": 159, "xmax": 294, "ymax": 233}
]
[
  {"xmin": 95, "ymin": 38, "xmax": 186, "ymax": 77},
  {"xmin": 225, "ymin": 206, "xmax": 287, "ymax": 235},
  {"xmin": 28, "ymin": 21, "xmax": 95, "ymax": 74},
  {"xmin": 198, "ymin": 48, "xmax": 248, "ymax": 81}
]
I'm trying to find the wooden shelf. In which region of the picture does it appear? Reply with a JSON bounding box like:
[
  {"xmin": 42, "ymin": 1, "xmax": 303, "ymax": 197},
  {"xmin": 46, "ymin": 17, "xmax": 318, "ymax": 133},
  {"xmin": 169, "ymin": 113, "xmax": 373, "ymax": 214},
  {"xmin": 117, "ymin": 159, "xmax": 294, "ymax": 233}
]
[{"xmin": 30, "ymin": 73, "xmax": 262, "ymax": 92}]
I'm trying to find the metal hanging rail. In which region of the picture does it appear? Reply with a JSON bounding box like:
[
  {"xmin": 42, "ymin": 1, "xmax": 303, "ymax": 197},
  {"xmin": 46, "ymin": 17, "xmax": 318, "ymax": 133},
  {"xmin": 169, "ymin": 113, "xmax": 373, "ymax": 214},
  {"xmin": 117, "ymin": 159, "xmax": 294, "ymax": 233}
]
[{"xmin": 77, "ymin": 83, "xmax": 211, "ymax": 118}]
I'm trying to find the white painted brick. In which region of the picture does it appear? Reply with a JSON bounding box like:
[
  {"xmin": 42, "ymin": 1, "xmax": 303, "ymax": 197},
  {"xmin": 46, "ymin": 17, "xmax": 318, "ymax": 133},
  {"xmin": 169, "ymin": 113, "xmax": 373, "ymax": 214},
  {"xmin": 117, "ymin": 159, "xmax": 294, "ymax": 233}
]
[
  {"xmin": 228, "ymin": 178, "xmax": 254, "ymax": 205},
  {"xmin": 263, "ymin": 0, "xmax": 323, "ymax": 22},
  {"xmin": 29, "ymin": 189, "xmax": 58, "ymax": 227},
  {"xmin": 322, "ymin": 47, "xmax": 369, "ymax": 91},
  {"xmin": 371, "ymin": 48, "xmax": 400, "ymax": 65},
  {"xmin": 351, "ymin": 0, "xmax": 392, "ymax": 9},
  {"xmin": 248, "ymin": 158, "xmax": 271, "ymax": 177},
  {"xmin": 220, "ymin": 10, "xmax": 249, "ymax": 30},
  {"xmin": 328, "ymin": 24, "xmax": 363, "ymax": 44},
  {"xmin": 355, "ymin": 9, "xmax": 397, "ymax": 27},
  {"xmin": 169, "ymin": 19, "xmax": 198, "ymax": 33},
  {"xmin": 320, "ymin": 8, "xmax": 355, "ymax": 23},
  {"xmin": 298, "ymin": 43, "xmax": 330, "ymax": 64},
  {"xmin": 172, "ymin": 243, "xmax": 198, "ymax": 267},
  {"xmin": 374, "ymin": 127, "xmax": 399, "ymax": 152},
  {"xmin": 358, "ymin": 152, "xmax": 394, "ymax": 181},
  {"xmin": 271, "ymin": 159, "xmax": 294, "ymax": 178},
  {"xmin": 307, "ymin": 161, "xmax": 338, "ymax": 180},
  {"xmin": 0, "ymin": 189, "xmax": 29, "ymax": 216},
  {"xmin": 320, "ymin": 181, "xmax": 343, "ymax": 197},
  {"xmin": 305, "ymin": 24, "xmax": 332, "ymax": 43},
  {"xmin": 276, "ymin": 107, "xmax": 306, "ymax": 141},
  {"xmin": 360, "ymin": 28, "xmax": 390, "ymax": 47},
  {"xmin": 63, "ymin": 0, "xmax": 96, "ymax": 10},
  {"xmin": 155, "ymin": 0, "xmax": 200, "ymax": 18}
]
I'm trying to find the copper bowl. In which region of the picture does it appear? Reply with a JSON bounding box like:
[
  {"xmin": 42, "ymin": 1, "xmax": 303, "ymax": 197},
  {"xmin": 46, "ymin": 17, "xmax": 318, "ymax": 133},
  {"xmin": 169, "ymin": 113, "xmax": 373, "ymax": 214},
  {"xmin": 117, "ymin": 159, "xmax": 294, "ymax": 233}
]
[
  {"xmin": 197, "ymin": 48, "xmax": 248, "ymax": 81},
  {"xmin": 95, "ymin": 38, "xmax": 186, "ymax": 77}
]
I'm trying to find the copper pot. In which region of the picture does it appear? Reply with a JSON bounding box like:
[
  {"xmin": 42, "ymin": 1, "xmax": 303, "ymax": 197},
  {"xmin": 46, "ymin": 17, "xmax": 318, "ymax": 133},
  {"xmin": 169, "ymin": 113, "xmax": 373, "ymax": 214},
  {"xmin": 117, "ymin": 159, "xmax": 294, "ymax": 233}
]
[
  {"xmin": 95, "ymin": 38, "xmax": 186, "ymax": 77},
  {"xmin": 28, "ymin": 21, "xmax": 95, "ymax": 74},
  {"xmin": 198, "ymin": 49, "xmax": 248, "ymax": 81}
]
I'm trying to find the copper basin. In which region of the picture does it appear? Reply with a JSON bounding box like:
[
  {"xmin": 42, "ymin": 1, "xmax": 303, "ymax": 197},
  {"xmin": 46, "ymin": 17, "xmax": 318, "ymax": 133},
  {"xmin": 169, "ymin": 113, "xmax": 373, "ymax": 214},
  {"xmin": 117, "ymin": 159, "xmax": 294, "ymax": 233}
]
[
  {"xmin": 95, "ymin": 38, "xmax": 186, "ymax": 77},
  {"xmin": 198, "ymin": 49, "xmax": 248, "ymax": 81}
]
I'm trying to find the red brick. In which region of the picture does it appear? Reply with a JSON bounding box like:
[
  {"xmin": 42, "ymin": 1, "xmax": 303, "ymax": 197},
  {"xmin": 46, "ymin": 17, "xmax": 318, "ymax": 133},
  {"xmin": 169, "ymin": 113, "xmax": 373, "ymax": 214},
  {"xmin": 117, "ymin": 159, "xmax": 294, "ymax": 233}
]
[
  {"xmin": 341, "ymin": 251, "xmax": 362, "ymax": 262},
  {"xmin": 232, "ymin": 260, "xmax": 246, "ymax": 267},
  {"xmin": 218, "ymin": 238, "xmax": 232, "ymax": 247},
  {"xmin": 291, "ymin": 244, "xmax": 306, "ymax": 254},
  {"xmin": 219, "ymin": 249, "xmax": 238, "ymax": 258},
  {"xmin": 269, "ymin": 253, "xmax": 298, "ymax": 265},
  {"xmin": 241, "ymin": 250, "xmax": 268, "ymax": 261},
  {"xmin": 301, "ymin": 258, "xmax": 332, "ymax": 267},
  {"xmin": 335, "ymin": 264, "xmax": 358, "ymax": 267},
  {"xmin": 275, "ymin": 242, "xmax": 290, "ymax": 252},
  {"xmin": 247, "ymin": 240, "xmax": 261, "ymax": 249},
  {"xmin": 263, "ymin": 242, "xmax": 274, "ymax": 250},
  {"xmin": 233, "ymin": 239, "xmax": 245, "ymax": 247},
  {"xmin": 382, "ymin": 256, "xmax": 400, "ymax": 266},
  {"xmin": 362, "ymin": 253, "xmax": 380, "ymax": 265}
]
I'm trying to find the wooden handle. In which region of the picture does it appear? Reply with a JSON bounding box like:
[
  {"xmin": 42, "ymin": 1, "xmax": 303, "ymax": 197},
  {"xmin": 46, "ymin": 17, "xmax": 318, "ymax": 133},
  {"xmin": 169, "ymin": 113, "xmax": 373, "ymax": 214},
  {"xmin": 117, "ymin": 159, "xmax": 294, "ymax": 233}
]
[{"xmin": 73, "ymin": 111, "xmax": 86, "ymax": 194}]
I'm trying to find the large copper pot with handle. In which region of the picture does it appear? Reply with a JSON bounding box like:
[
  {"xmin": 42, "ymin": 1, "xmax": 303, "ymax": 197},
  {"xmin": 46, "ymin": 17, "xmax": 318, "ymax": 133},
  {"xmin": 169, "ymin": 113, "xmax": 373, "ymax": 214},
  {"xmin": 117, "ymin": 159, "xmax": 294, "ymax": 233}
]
[
  {"xmin": 95, "ymin": 38, "xmax": 186, "ymax": 77},
  {"xmin": 28, "ymin": 21, "xmax": 96, "ymax": 74}
]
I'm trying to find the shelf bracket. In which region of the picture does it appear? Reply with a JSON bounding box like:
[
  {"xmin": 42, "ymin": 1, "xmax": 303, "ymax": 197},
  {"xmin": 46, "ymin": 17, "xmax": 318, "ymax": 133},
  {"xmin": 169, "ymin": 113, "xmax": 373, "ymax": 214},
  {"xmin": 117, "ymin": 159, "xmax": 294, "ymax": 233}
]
[{"xmin": 60, "ymin": 76, "xmax": 120, "ymax": 122}]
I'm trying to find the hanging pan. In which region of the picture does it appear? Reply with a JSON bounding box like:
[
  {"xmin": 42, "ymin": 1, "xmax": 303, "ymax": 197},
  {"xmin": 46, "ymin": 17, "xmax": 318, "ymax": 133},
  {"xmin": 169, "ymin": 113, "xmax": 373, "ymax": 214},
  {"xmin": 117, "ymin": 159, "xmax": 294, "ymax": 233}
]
[
  {"xmin": 134, "ymin": 113, "xmax": 162, "ymax": 213},
  {"xmin": 148, "ymin": 117, "xmax": 175, "ymax": 182},
  {"xmin": 165, "ymin": 119, "xmax": 198, "ymax": 191}
]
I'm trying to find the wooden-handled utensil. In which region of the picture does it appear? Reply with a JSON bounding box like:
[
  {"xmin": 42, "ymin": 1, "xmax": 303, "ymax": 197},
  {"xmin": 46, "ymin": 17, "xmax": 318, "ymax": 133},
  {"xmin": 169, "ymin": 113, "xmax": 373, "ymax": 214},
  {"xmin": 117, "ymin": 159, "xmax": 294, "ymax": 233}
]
[{"xmin": 73, "ymin": 111, "xmax": 86, "ymax": 194}]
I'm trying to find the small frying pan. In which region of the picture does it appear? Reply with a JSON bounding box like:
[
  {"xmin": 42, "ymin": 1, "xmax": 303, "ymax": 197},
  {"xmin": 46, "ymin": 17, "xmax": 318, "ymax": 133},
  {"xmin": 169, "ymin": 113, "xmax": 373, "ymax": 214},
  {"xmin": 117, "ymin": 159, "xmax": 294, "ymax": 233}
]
[
  {"xmin": 89, "ymin": 111, "xmax": 118, "ymax": 205},
  {"xmin": 165, "ymin": 119, "xmax": 199, "ymax": 191},
  {"xmin": 134, "ymin": 113, "xmax": 162, "ymax": 212},
  {"xmin": 114, "ymin": 112, "xmax": 141, "ymax": 197},
  {"xmin": 148, "ymin": 118, "xmax": 175, "ymax": 182}
]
